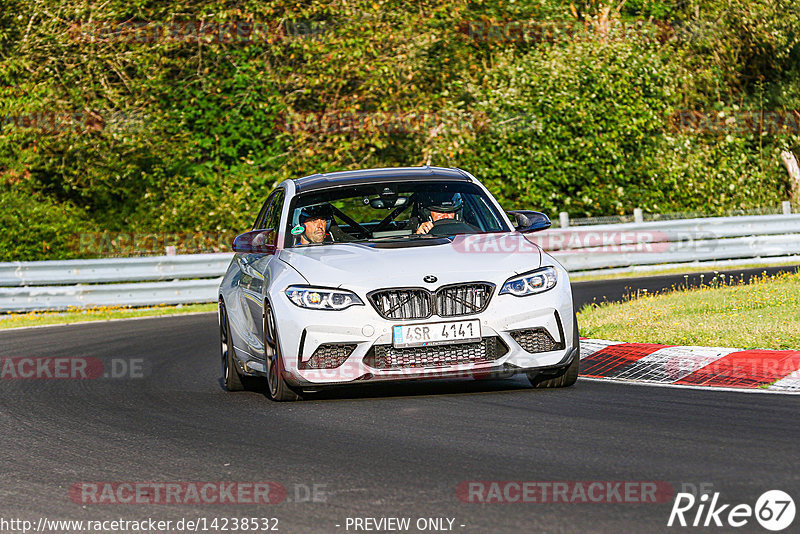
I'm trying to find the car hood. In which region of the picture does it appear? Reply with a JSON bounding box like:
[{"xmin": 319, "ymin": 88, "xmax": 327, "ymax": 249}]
[{"xmin": 278, "ymin": 233, "xmax": 542, "ymax": 289}]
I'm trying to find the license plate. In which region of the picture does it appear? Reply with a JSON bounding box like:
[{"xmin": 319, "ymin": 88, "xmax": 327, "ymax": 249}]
[{"xmin": 392, "ymin": 319, "xmax": 481, "ymax": 348}]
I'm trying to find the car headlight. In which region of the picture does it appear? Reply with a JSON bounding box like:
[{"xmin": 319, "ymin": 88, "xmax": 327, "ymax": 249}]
[
  {"xmin": 285, "ymin": 285, "xmax": 364, "ymax": 310},
  {"xmin": 499, "ymin": 266, "xmax": 557, "ymax": 296}
]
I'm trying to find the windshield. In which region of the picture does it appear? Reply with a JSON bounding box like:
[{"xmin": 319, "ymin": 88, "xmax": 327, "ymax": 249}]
[{"xmin": 285, "ymin": 180, "xmax": 510, "ymax": 248}]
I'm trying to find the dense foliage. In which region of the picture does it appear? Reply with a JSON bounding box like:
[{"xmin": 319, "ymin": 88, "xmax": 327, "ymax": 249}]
[{"xmin": 1, "ymin": 0, "xmax": 799, "ymax": 259}]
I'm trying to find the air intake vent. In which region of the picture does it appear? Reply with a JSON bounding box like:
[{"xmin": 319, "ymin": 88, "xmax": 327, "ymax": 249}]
[
  {"xmin": 509, "ymin": 328, "xmax": 562, "ymax": 353},
  {"xmin": 368, "ymin": 283, "xmax": 494, "ymax": 320},
  {"xmin": 363, "ymin": 337, "xmax": 508, "ymax": 369},
  {"xmin": 300, "ymin": 343, "xmax": 357, "ymax": 369}
]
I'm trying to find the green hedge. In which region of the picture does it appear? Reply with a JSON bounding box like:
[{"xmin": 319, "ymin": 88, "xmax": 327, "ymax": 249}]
[
  {"xmin": 0, "ymin": 187, "xmax": 93, "ymax": 261},
  {"xmin": 0, "ymin": 0, "xmax": 798, "ymax": 260}
]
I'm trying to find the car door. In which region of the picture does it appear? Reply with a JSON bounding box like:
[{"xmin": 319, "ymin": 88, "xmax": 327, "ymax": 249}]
[{"xmin": 237, "ymin": 189, "xmax": 284, "ymax": 358}]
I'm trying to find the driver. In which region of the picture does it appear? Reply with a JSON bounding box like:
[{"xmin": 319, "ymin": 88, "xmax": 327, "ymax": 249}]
[
  {"xmin": 297, "ymin": 204, "xmax": 334, "ymax": 244},
  {"xmin": 414, "ymin": 192, "xmax": 463, "ymax": 234}
]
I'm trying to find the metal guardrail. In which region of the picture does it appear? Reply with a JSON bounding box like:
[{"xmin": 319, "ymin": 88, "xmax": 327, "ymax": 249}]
[
  {"xmin": 1, "ymin": 214, "xmax": 799, "ymax": 312},
  {"xmin": 533, "ymin": 214, "xmax": 800, "ymax": 271},
  {"xmin": 0, "ymin": 253, "xmax": 233, "ymax": 286},
  {"xmin": 0, "ymin": 253, "xmax": 233, "ymax": 312},
  {"xmin": 0, "ymin": 279, "xmax": 222, "ymax": 313},
  {"xmin": 549, "ymin": 234, "xmax": 800, "ymax": 271},
  {"xmin": 540, "ymin": 214, "xmax": 800, "ymax": 246}
]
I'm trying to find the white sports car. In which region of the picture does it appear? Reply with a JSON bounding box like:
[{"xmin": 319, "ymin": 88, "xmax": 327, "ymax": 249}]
[{"xmin": 218, "ymin": 166, "xmax": 579, "ymax": 401}]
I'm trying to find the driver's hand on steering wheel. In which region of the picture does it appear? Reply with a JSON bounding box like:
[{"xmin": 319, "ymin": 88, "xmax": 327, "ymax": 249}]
[{"xmin": 415, "ymin": 221, "xmax": 434, "ymax": 234}]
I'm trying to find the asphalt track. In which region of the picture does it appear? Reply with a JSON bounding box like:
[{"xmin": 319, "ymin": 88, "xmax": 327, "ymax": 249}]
[{"xmin": 1, "ymin": 266, "xmax": 799, "ymax": 533}]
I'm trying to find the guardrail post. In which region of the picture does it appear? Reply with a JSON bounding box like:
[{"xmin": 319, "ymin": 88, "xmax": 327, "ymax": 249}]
[
  {"xmin": 782, "ymin": 201, "xmax": 792, "ymax": 215},
  {"xmin": 559, "ymin": 212, "xmax": 569, "ymax": 228},
  {"xmin": 634, "ymin": 208, "xmax": 643, "ymax": 224}
]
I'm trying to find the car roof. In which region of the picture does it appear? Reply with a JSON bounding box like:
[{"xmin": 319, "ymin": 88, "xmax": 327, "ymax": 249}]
[{"xmin": 291, "ymin": 166, "xmax": 472, "ymax": 193}]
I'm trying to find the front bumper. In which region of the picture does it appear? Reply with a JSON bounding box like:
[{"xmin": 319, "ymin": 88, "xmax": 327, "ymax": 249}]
[
  {"xmin": 274, "ymin": 271, "xmax": 576, "ymax": 387},
  {"xmin": 286, "ymin": 344, "xmax": 581, "ymax": 388}
]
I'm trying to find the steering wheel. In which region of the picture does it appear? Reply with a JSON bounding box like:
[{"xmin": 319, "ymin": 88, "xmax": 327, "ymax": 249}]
[{"xmin": 427, "ymin": 218, "xmax": 478, "ymax": 236}]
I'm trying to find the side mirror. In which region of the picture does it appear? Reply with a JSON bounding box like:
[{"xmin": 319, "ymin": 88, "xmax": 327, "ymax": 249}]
[
  {"xmin": 507, "ymin": 211, "xmax": 551, "ymax": 233},
  {"xmin": 233, "ymin": 229, "xmax": 277, "ymax": 254}
]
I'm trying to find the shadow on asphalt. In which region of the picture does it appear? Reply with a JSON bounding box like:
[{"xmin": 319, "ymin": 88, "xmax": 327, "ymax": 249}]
[{"xmin": 222, "ymin": 374, "xmax": 569, "ymax": 402}]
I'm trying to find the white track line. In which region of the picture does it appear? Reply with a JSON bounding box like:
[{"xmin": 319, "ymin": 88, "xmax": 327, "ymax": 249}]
[{"xmin": 768, "ymin": 369, "xmax": 800, "ymax": 393}]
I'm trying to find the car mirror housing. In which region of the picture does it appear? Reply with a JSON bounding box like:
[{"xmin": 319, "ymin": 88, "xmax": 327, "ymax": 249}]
[
  {"xmin": 232, "ymin": 229, "xmax": 278, "ymax": 254},
  {"xmin": 506, "ymin": 211, "xmax": 551, "ymax": 233}
]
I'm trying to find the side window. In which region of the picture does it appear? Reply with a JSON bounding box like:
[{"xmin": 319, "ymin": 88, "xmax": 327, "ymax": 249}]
[
  {"xmin": 467, "ymin": 195, "xmax": 503, "ymax": 232},
  {"xmin": 263, "ymin": 190, "xmax": 285, "ymax": 231},
  {"xmin": 253, "ymin": 196, "xmax": 273, "ymax": 230},
  {"xmin": 258, "ymin": 190, "xmax": 285, "ymax": 247},
  {"xmin": 254, "ymin": 189, "xmax": 284, "ymax": 230}
]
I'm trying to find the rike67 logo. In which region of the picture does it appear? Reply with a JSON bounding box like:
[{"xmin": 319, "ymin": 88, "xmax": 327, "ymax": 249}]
[{"xmin": 668, "ymin": 490, "xmax": 795, "ymax": 531}]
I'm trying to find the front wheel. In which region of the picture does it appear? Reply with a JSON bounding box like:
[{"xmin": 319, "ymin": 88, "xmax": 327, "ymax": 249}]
[
  {"xmin": 527, "ymin": 349, "xmax": 579, "ymax": 388},
  {"xmin": 264, "ymin": 301, "xmax": 302, "ymax": 402},
  {"xmin": 219, "ymin": 300, "xmax": 245, "ymax": 392}
]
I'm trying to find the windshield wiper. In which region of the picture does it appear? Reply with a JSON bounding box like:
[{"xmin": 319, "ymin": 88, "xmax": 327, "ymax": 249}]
[{"xmin": 366, "ymin": 234, "xmax": 432, "ymax": 242}]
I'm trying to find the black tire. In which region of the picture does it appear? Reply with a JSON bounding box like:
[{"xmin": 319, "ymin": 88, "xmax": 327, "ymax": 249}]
[
  {"xmin": 219, "ymin": 300, "xmax": 245, "ymax": 392},
  {"xmin": 527, "ymin": 313, "xmax": 580, "ymax": 389},
  {"xmin": 264, "ymin": 301, "xmax": 302, "ymax": 402}
]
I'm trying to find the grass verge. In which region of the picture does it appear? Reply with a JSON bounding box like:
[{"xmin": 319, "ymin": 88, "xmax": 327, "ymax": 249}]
[
  {"xmin": 578, "ymin": 270, "xmax": 800, "ymax": 350},
  {"xmin": 0, "ymin": 303, "xmax": 216, "ymax": 329}
]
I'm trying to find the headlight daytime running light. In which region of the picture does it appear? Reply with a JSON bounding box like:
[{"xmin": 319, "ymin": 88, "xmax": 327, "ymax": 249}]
[
  {"xmin": 499, "ymin": 266, "xmax": 558, "ymax": 297},
  {"xmin": 285, "ymin": 285, "xmax": 364, "ymax": 310}
]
